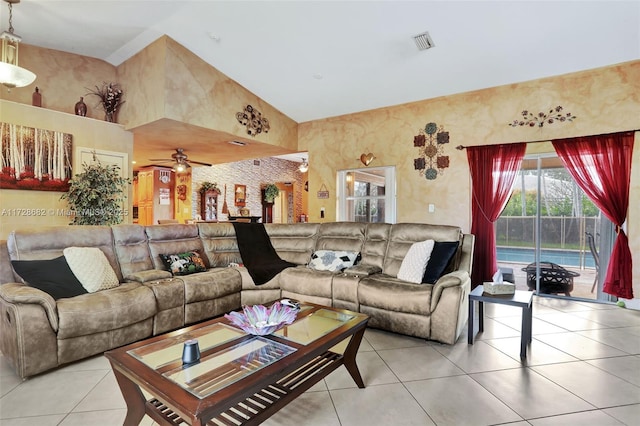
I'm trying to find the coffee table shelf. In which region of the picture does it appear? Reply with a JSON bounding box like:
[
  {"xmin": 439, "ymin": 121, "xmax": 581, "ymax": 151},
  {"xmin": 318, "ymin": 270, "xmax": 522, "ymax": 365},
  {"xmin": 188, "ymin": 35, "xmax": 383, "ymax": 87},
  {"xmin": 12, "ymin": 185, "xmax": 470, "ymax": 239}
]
[{"xmin": 145, "ymin": 350, "xmax": 344, "ymax": 425}]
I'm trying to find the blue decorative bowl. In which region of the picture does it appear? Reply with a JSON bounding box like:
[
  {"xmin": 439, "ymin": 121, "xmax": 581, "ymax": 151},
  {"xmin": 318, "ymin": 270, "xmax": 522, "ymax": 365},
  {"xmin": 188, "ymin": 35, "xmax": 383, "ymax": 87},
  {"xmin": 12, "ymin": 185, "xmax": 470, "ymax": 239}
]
[{"xmin": 224, "ymin": 302, "xmax": 297, "ymax": 335}]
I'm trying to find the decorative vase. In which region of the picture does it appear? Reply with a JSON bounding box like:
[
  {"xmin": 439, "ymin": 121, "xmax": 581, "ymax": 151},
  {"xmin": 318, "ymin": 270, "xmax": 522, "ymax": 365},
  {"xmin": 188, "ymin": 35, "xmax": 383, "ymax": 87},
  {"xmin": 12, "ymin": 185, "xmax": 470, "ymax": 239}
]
[
  {"xmin": 105, "ymin": 110, "xmax": 116, "ymax": 123},
  {"xmin": 74, "ymin": 97, "xmax": 87, "ymax": 116},
  {"xmin": 32, "ymin": 87, "xmax": 42, "ymax": 107}
]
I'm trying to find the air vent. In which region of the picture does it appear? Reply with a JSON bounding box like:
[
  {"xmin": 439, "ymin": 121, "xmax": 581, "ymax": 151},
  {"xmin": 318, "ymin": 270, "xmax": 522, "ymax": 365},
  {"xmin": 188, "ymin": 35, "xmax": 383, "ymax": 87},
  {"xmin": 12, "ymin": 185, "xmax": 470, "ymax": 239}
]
[
  {"xmin": 228, "ymin": 140, "xmax": 247, "ymax": 146},
  {"xmin": 413, "ymin": 32, "xmax": 435, "ymax": 51}
]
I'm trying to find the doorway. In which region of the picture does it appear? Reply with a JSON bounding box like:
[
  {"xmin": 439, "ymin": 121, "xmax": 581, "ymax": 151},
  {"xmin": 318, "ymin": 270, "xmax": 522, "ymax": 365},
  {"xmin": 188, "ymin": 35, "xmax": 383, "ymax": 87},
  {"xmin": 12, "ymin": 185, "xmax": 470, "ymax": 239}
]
[{"xmin": 272, "ymin": 182, "xmax": 294, "ymax": 223}]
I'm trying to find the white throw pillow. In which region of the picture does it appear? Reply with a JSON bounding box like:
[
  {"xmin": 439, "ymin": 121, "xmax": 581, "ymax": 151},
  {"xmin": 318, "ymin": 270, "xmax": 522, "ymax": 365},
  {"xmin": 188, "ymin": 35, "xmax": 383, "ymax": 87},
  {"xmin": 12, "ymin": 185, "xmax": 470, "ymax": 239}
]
[
  {"xmin": 397, "ymin": 240, "xmax": 435, "ymax": 284},
  {"xmin": 63, "ymin": 247, "xmax": 119, "ymax": 293}
]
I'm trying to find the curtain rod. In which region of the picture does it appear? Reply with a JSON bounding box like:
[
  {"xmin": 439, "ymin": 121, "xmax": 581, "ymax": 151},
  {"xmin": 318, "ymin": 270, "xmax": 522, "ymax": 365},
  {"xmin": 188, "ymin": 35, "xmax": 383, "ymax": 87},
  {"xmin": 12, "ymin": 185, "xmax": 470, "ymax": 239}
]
[{"xmin": 455, "ymin": 128, "xmax": 640, "ymax": 150}]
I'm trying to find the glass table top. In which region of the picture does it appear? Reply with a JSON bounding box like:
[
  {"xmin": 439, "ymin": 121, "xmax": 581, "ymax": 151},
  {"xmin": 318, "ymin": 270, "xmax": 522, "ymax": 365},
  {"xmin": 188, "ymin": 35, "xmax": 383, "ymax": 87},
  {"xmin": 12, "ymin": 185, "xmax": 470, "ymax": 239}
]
[
  {"xmin": 128, "ymin": 323, "xmax": 246, "ymax": 370},
  {"xmin": 164, "ymin": 337, "xmax": 295, "ymax": 398},
  {"xmin": 273, "ymin": 308, "xmax": 355, "ymax": 345},
  {"xmin": 125, "ymin": 304, "xmax": 357, "ymax": 399}
]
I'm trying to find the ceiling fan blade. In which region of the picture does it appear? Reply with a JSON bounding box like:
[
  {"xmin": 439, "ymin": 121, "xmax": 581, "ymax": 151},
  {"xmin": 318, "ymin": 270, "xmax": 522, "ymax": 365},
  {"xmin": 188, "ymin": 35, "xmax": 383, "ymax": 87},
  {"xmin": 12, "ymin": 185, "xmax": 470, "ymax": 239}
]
[
  {"xmin": 149, "ymin": 158, "xmax": 173, "ymax": 162},
  {"xmin": 189, "ymin": 160, "xmax": 213, "ymax": 167}
]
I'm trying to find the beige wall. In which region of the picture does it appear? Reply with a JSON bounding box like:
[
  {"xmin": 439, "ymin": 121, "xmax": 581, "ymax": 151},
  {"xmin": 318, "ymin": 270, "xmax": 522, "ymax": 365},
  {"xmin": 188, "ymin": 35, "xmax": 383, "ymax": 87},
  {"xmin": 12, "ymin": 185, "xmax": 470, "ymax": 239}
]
[
  {"xmin": 118, "ymin": 36, "xmax": 298, "ymax": 151},
  {"xmin": 0, "ymin": 44, "xmax": 116, "ymax": 119},
  {"xmin": 2, "ymin": 39, "xmax": 637, "ymax": 297},
  {"xmin": 300, "ymin": 60, "xmax": 640, "ymax": 297},
  {"xmin": 0, "ymin": 101, "xmax": 134, "ymax": 238}
]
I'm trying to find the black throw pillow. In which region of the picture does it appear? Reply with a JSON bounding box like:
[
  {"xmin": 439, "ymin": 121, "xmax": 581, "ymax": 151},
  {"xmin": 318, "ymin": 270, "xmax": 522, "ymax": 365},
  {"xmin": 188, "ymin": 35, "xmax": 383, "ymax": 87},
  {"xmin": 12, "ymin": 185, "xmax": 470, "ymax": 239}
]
[
  {"xmin": 11, "ymin": 256, "xmax": 88, "ymax": 300},
  {"xmin": 422, "ymin": 241, "xmax": 459, "ymax": 284}
]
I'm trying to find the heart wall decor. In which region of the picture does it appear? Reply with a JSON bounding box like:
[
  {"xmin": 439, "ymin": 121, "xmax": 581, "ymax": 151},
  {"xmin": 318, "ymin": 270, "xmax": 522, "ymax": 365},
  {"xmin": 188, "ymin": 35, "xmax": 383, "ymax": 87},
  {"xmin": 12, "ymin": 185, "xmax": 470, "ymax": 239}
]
[{"xmin": 360, "ymin": 153, "xmax": 375, "ymax": 166}]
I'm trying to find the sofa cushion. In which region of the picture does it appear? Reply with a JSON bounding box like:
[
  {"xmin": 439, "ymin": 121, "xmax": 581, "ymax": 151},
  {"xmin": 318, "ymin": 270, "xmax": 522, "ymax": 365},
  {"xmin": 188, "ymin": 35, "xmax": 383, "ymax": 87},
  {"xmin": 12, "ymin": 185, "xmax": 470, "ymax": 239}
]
[
  {"xmin": 359, "ymin": 275, "xmax": 433, "ymax": 316},
  {"xmin": 308, "ymin": 250, "xmax": 360, "ymax": 272},
  {"xmin": 343, "ymin": 264, "xmax": 382, "ymax": 277},
  {"xmin": 179, "ymin": 268, "xmax": 242, "ymax": 304},
  {"xmin": 63, "ymin": 247, "xmax": 120, "ymax": 293},
  {"xmin": 160, "ymin": 250, "xmax": 207, "ymax": 276},
  {"xmin": 279, "ymin": 266, "xmax": 333, "ymax": 299},
  {"xmin": 397, "ymin": 240, "xmax": 434, "ymax": 283},
  {"xmin": 7, "ymin": 226, "xmax": 123, "ymax": 281},
  {"xmin": 11, "ymin": 256, "xmax": 88, "ymax": 300},
  {"xmin": 422, "ymin": 241, "xmax": 459, "ymax": 284},
  {"xmin": 56, "ymin": 283, "xmax": 156, "ymax": 339},
  {"xmin": 383, "ymin": 223, "xmax": 462, "ymax": 277}
]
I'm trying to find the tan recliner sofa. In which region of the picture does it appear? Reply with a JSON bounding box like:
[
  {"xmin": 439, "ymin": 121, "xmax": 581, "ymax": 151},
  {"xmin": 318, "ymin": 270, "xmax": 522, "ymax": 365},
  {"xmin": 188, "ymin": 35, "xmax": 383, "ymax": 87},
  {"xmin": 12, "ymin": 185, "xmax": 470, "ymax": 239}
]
[{"xmin": 0, "ymin": 222, "xmax": 473, "ymax": 378}]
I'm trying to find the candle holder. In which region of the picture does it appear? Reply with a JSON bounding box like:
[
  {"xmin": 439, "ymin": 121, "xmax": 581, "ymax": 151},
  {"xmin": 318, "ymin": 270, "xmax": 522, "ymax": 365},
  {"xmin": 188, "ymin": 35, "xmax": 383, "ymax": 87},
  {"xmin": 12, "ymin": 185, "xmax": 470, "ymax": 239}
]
[{"xmin": 181, "ymin": 339, "xmax": 200, "ymax": 365}]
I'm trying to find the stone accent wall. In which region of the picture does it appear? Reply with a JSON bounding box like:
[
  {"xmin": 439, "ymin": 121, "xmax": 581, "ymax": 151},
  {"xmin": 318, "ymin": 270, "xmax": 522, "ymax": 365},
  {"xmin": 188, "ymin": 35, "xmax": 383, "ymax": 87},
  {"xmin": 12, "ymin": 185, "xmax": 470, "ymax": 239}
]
[{"xmin": 192, "ymin": 157, "xmax": 306, "ymax": 223}]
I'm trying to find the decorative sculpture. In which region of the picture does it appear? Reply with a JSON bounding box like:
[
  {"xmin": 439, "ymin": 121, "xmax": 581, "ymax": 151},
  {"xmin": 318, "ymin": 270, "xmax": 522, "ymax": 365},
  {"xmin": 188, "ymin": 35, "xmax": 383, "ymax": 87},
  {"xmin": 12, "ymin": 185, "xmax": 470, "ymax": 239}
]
[
  {"xmin": 413, "ymin": 122, "xmax": 450, "ymax": 180},
  {"xmin": 236, "ymin": 104, "xmax": 270, "ymax": 136}
]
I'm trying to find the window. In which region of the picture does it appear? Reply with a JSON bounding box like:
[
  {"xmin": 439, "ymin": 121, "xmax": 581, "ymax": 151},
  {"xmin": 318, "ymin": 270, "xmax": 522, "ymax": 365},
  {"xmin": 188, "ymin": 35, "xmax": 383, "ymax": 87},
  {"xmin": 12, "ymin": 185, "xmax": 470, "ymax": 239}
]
[{"xmin": 337, "ymin": 166, "xmax": 396, "ymax": 223}]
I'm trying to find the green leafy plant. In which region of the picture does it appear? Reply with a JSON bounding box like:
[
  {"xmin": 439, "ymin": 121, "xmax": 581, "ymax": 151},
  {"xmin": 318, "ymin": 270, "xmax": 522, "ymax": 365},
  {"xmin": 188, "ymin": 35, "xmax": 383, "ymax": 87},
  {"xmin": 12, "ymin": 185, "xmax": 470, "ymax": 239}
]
[
  {"xmin": 264, "ymin": 183, "xmax": 279, "ymax": 202},
  {"xmin": 60, "ymin": 155, "xmax": 130, "ymax": 225},
  {"xmin": 199, "ymin": 181, "xmax": 219, "ymax": 193}
]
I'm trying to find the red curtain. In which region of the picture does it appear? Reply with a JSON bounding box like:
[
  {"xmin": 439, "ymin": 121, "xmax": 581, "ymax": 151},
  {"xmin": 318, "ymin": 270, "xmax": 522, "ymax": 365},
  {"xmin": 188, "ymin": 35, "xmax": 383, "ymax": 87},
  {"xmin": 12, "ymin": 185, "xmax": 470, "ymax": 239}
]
[
  {"xmin": 467, "ymin": 143, "xmax": 526, "ymax": 287},
  {"xmin": 552, "ymin": 132, "xmax": 635, "ymax": 299}
]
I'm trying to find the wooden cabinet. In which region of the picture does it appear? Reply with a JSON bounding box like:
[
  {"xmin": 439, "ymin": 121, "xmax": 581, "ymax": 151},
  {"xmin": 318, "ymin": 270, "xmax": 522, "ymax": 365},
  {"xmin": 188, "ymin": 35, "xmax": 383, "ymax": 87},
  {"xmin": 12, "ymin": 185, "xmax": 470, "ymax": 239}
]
[
  {"xmin": 200, "ymin": 190, "xmax": 219, "ymax": 221},
  {"xmin": 136, "ymin": 167, "xmax": 174, "ymax": 225}
]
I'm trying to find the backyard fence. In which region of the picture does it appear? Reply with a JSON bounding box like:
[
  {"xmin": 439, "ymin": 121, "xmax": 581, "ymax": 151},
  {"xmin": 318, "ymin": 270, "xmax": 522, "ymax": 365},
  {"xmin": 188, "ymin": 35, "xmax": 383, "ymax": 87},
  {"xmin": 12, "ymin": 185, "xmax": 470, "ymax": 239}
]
[{"xmin": 496, "ymin": 216, "xmax": 601, "ymax": 250}]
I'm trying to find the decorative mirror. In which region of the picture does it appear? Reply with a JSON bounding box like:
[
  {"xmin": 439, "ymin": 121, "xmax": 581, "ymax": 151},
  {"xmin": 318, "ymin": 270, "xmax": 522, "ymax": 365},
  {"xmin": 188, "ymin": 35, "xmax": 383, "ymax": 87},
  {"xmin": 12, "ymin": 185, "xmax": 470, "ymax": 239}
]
[{"xmin": 234, "ymin": 184, "xmax": 246, "ymax": 206}]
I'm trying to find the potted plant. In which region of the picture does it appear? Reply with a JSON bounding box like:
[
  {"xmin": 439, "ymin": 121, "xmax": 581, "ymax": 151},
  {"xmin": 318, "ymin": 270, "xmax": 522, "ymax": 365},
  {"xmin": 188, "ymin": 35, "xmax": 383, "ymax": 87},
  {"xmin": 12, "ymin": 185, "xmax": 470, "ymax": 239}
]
[
  {"xmin": 60, "ymin": 154, "xmax": 130, "ymax": 225},
  {"xmin": 263, "ymin": 183, "xmax": 279, "ymax": 203},
  {"xmin": 199, "ymin": 181, "xmax": 220, "ymax": 195}
]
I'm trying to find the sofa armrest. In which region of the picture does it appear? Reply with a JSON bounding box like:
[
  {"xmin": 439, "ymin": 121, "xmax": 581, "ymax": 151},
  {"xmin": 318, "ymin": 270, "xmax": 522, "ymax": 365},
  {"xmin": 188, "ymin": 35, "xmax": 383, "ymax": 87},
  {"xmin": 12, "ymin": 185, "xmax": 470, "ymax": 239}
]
[
  {"xmin": 125, "ymin": 270, "xmax": 173, "ymax": 283},
  {"xmin": 0, "ymin": 283, "xmax": 59, "ymax": 331},
  {"xmin": 343, "ymin": 264, "xmax": 382, "ymax": 277},
  {"xmin": 430, "ymin": 270, "xmax": 470, "ymax": 312}
]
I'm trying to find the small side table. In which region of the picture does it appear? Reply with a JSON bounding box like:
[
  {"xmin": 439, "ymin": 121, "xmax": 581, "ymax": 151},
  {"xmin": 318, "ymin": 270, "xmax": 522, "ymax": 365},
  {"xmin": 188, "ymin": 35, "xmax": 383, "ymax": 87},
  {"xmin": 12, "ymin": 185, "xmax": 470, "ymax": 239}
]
[{"xmin": 468, "ymin": 285, "xmax": 534, "ymax": 359}]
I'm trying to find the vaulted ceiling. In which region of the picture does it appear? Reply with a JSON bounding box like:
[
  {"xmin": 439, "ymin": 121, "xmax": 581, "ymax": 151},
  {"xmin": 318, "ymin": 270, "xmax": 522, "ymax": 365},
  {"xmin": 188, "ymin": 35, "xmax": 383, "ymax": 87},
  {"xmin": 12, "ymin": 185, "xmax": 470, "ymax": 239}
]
[{"xmin": 9, "ymin": 1, "xmax": 640, "ymax": 166}]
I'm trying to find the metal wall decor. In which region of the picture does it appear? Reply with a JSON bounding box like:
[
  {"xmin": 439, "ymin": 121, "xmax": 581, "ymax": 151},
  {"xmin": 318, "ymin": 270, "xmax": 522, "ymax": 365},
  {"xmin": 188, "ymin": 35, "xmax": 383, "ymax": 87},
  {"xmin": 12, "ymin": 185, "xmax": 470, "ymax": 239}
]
[
  {"xmin": 508, "ymin": 106, "xmax": 576, "ymax": 128},
  {"xmin": 413, "ymin": 122, "xmax": 450, "ymax": 180},
  {"xmin": 236, "ymin": 104, "xmax": 270, "ymax": 136}
]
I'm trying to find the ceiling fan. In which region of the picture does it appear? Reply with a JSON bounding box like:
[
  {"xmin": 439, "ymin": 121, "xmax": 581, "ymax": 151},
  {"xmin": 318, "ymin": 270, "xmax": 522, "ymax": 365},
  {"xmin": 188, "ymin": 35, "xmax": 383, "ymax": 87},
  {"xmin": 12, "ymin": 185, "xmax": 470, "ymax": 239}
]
[{"xmin": 149, "ymin": 148, "xmax": 212, "ymax": 172}]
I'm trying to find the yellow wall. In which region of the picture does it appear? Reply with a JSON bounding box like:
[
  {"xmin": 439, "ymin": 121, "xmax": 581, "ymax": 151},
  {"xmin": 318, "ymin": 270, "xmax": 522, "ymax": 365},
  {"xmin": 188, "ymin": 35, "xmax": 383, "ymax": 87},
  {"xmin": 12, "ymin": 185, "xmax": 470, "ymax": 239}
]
[
  {"xmin": 2, "ymin": 39, "xmax": 637, "ymax": 297},
  {"xmin": 0, "ymin": 44, "xmax": 116, "ymax": 119},
  {"xmin": 0, "ymin": 101, "xmax": 134, "ymax": 238},
  {"xmin": 300, "ymin": 60, "xmax": 640, "ymax": 297},
  {"xmin": 118, "ymin": 36, "xmax": 298, "ymax": 151}
]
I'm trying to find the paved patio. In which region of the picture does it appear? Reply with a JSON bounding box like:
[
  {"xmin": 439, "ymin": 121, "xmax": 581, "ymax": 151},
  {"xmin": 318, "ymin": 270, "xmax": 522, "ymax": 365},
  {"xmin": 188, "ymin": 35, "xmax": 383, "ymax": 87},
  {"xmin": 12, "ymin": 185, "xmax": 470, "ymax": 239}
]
[{"xmin": 498, "ymin": 261, "xmax": 598, "ymax": 301}]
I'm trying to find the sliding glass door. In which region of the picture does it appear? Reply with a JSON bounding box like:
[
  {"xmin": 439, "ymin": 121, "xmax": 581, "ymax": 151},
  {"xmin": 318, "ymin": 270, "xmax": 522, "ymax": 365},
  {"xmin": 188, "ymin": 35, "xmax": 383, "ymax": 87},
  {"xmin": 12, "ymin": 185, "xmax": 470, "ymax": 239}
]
[{"xmin": 497, "ymin": 154, "xmax": 609, "ymax": 301}]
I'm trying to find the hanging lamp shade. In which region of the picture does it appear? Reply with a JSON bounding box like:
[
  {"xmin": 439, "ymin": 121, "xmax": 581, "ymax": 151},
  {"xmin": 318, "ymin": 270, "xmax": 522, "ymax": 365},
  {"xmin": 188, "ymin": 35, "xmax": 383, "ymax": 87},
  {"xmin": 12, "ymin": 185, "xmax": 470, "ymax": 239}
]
[
  {"xmin": 0, "ymin": 0, "xmax": 36, "ymax": 89},
  {"xmin": 298, "ymin": 158, "xmax": 309, "ymax": 173}
]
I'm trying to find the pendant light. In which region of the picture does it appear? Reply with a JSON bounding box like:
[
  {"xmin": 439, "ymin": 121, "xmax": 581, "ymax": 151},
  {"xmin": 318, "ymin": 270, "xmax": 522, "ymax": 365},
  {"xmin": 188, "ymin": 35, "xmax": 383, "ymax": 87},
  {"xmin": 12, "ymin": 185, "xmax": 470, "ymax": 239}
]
[
  {"xmin": 0, "ymin": 0, "xmax": 36, "ymax": 89},
  {"xmin": 298, "ymin": 158, "xmax": 309, "ymax": 173}
]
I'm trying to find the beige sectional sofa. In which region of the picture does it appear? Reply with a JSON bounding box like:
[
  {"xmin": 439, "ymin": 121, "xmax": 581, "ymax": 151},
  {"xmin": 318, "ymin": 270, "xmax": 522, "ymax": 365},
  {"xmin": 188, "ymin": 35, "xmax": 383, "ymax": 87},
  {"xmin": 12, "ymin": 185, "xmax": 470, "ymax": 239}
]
[{"xmin": 0, "ymin": 222, "xmax": 474, "ymax": 378}]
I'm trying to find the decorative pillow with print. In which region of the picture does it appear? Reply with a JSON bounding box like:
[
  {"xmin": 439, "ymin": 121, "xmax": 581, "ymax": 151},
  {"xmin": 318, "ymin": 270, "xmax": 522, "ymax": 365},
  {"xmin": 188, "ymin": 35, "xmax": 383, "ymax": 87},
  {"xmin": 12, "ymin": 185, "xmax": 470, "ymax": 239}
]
[
  {"xmin": 160, "ymin": 250, "xmax": 207, "ymax": 276},
  {"xmin": 308, "ymin": 250, "xmax": 360, "ymax": 272}
]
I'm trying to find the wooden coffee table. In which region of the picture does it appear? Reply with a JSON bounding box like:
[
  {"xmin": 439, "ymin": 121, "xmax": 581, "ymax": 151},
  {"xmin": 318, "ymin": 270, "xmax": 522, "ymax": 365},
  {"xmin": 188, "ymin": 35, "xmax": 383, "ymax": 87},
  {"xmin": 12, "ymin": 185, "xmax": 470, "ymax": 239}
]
[{"xmin": 105, "ymin": 302, "xmax": 369, "ymax": 426}]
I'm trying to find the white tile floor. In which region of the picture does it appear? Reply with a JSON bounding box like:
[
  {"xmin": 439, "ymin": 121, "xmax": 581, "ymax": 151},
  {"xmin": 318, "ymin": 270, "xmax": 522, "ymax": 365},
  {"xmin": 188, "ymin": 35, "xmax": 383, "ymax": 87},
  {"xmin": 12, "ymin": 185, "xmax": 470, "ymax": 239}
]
[{"xmin": 1, "ymin": 297, "xmax": 639, "ymax": 426}]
